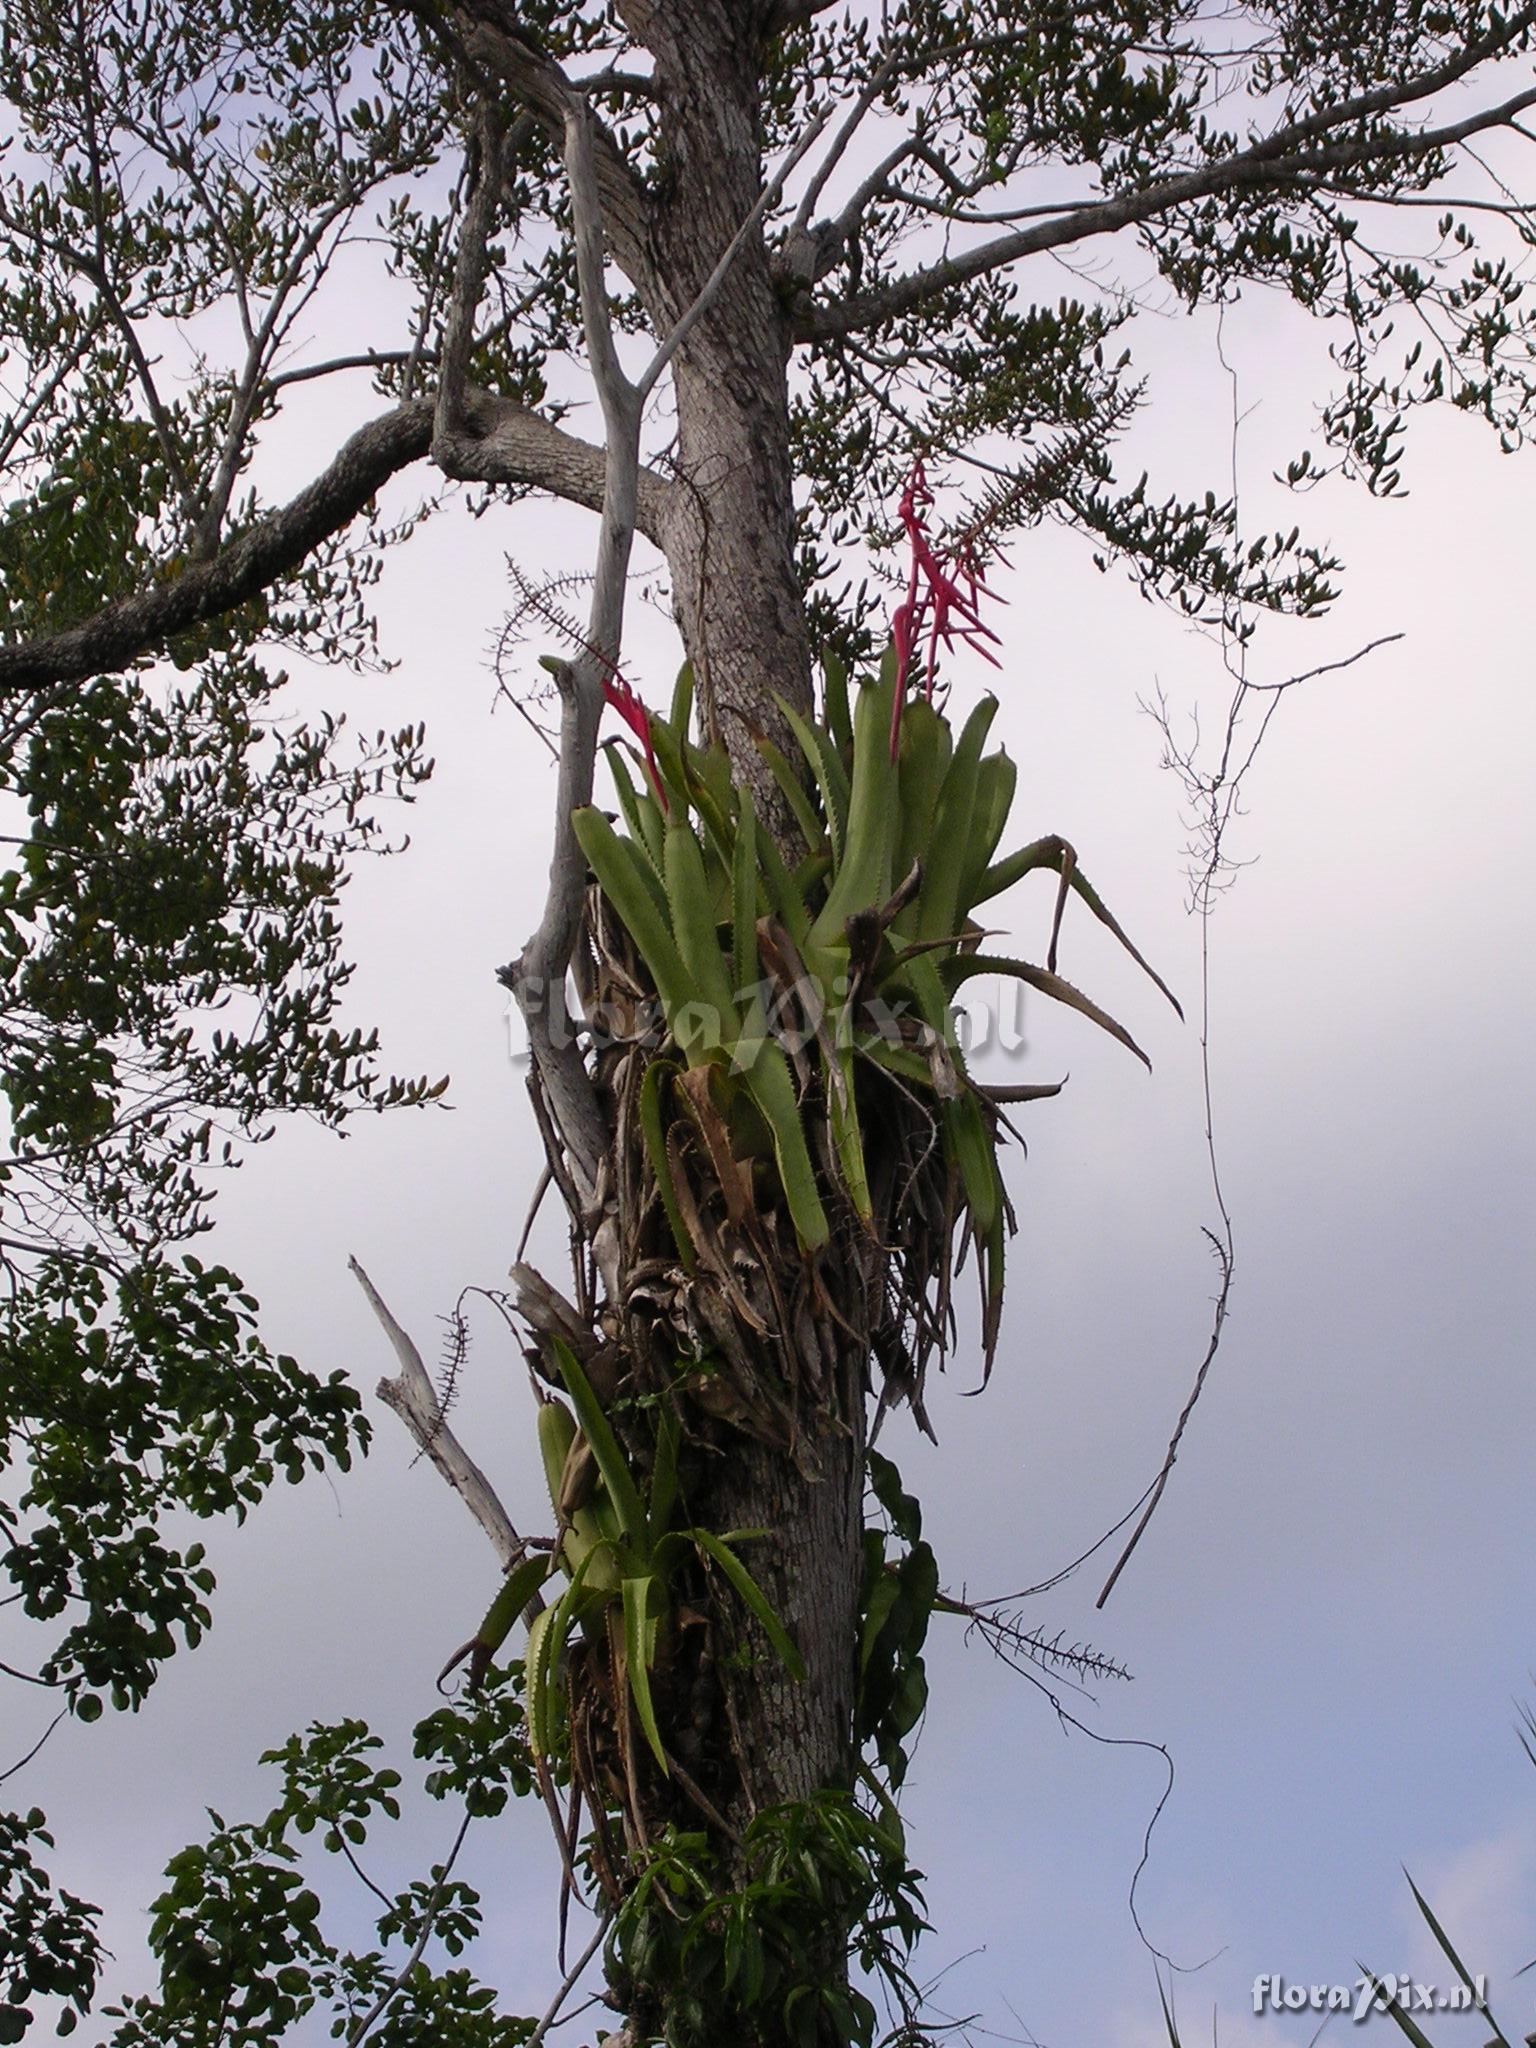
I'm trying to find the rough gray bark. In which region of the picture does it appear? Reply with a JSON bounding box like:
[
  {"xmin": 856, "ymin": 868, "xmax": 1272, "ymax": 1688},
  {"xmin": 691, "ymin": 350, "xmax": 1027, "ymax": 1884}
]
[
  {"xmin": 635, "ymin": 4, "xmax": 865, "ymax": 1849},
  {"xmin": 699, "ymin": 1396, "xmax": 866, "ymax": 1823},
  {"xmin": 638, "ymin": 3, "xmax": 817, "ymax": 852}
]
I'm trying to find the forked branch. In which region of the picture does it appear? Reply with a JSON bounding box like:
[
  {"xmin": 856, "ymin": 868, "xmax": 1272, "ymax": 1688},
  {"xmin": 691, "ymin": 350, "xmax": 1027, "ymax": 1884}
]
[
  {"xmin": 350, "ymin": 1255, "xmax": 525, "ymax": 1571},
  {"xmin": 500, "ymin": 95, "xmax": 646, "ymax": 1208}
]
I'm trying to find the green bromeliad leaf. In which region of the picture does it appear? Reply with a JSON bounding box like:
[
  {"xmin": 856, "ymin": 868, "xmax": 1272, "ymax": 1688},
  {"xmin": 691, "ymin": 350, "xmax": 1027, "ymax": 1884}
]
[{"xmin": 584, "ymin": 651, "xmax": 1171, "ymax": 1261}]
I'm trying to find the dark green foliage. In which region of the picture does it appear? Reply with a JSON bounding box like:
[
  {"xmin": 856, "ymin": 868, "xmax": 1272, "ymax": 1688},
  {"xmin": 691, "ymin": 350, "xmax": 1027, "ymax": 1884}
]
[
  {"xmin": 0, "ymin": 6, "xmax": 446, "ymax": 1725},
  {"xmin": 0, "ymin": 646, "xmax": 435, "ymax": 1714},
  {"xmin": 609, "ymin": 1796, "xmax": 929, "ymax": 2048},
  {"xmin": 319, "ymin": 1965, "xmax": 534, "ymax": 2048},
  {"xmin": 4, "ymin": 1253, "xmax": 366, "ymax": 1713},
  {"xmin": 260, "ymin": 1721, "xmax": 404, "ymax": 1852},
  {"xmin": 779, "ymin": 2, "xmax": 1536, "ymax": 622},
  {"xmin": 856, "ymin": 1454, "xmax": 938, "ymax": 1794},
  {"xmin": 414, "ymin": 1666, "xmax": 537, "ymax": 1818},
  {"xmin": 110, "ymin": 1822, "xmax": 333, "ymax": 2048},
  {"xmin": 0, "ymin": 0, "xmax": 449, "ymax": 588},
  {"xmin": 99, "ymin": 1714, "xmax": 535, "ymax": 2048},
  {"xmin": 0, "ymin": 1811, "xmax": 104, "ymax": 2042}
]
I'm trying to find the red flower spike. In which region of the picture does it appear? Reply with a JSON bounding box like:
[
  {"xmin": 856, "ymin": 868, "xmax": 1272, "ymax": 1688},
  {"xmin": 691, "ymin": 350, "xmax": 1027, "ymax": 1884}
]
[
  {"xmin": 602, "ymin": 671, "xmax": 668, "ymax": 813},
  {"xmin": 888, "ymin": 460, "xmax": 1005, "ymax": 756}
]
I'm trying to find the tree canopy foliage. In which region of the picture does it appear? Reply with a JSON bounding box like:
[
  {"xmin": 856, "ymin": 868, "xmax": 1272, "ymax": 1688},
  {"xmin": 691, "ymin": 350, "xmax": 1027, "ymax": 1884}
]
[{"xmin": 1, "ymin": 2, "xmax": 1534, "ymax": 2043}]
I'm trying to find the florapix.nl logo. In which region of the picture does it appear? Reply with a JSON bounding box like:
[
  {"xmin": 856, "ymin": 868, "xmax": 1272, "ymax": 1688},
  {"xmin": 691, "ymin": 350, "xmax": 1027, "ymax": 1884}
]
[
  {"xmin": 1252, "ymin": 1972, "xmax": 1491, "ymax": 2025},
  {"xmin": 505, "ymin": 966, "xmax": 1032, "ymax": 1069}
]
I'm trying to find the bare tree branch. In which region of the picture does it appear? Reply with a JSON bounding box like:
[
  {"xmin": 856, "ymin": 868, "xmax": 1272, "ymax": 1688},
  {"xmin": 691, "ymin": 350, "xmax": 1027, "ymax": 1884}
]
[
  {"xmin": 569, "ymin": 65, "xmax": 658, "ymax": 101},
  {"xmin": 194, "ymin": 162, "xmax": 388, "ymax": 555},
  {"xmin": 436, "ymin": 390, "xmax": 673, "ymax": 531},
  {"xmin": 525, "ymin": 1915, "xmax": 613, "ymax": 2048},
  {"xmin": 350, "ymin": 1256, "xmax": 525, "ymax": 1572},
  {"xmin": 262, "ymin": 349, "xmax": 421, "ymax": 393},
  {"xmin": 779, "ymin": 25, "xmax": 1060, "ymax": 266},
  {"xmin": 0, "ymin": 401, "xmax": 429, "ymax": 692},
  {"xmin": 422, "ymin": 0, "xmax": 655, "ymax": 292},
  {"xmin": 784, "ymin": 55, "xmax": 903, "ymax": 250},
  {"xmin": 798, "ymin": 15, "xmax": 1536, "ymax": 343},
  {"xmin": 344, "ymin": 1807, "xmax": 476, "ymax": 2048},
  {"xmin": 500, "ymin": 87, "xmax": 838, "ymax": 1203},
  {"xmin": 0, "ymin": 395, "xmax": 672, "ymax": 693},
  {"xmin": 435, "ymin": 103, "xmax": 519, "ymax": 451},
  {"xmin": 502, "ymin": 97, "xmax": 647, "ymax": 1215},
  {"xmin": 812, "ymin": 133, "xmax": 927, "ymax": 270},
  {"xmin": 261, "ymin": 273, "xmax": 554, "ymax": 398}
]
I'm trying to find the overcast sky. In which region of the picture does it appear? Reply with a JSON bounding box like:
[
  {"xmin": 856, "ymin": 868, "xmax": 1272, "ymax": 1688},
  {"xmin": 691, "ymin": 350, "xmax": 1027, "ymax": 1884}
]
[{"xmin": 7, "ymin": 174, "xmax": 1535, "ymax": 2048}]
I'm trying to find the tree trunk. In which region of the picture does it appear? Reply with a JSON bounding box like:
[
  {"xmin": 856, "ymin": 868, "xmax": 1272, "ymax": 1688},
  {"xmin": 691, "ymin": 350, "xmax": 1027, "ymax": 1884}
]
[
  {"xmin": 626, "ymin": 0, "xmax": 870, "ymax": 2004},
  {"xmin": 706, "ymin": 1412, "xmax": 866, "ymax": 1815},
  {"xmin": 644, "ymin": 3, "xmax": 815, "ymax": 848}
]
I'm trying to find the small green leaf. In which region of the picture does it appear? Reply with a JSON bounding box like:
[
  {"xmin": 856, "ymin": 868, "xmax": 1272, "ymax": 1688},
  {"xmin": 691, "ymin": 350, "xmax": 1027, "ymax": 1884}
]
[
  {"xmin": 604, "ymin": 741, "xmax": 665, "ymax": 876},
  {"xmin": 731, "ymin": 789, "xmax": 760, "ymax": 1000},
  {"xmin": 669, "ymin": 660, "xmax": 696, "ymax": 740},
  {"xmin": 640, "ymin": 1059, "xmax": 694, "ymax": 1270},
  {"xmin": 820, "ymin": 647, "xmax": 853, "ymax": 752},
  {"xmin": 647, "ymin": 1404, "xmax": 681, "ymax": 1545},
  {"xmin": 471, "ymin": 1551, "xmax": 554, "ymax": 1664},
  {"xmin": 739, "ymin": 1039, "xmax": 831, "ymax": 1249},
  {"xmin": 622, "ymin": 1575, "xmax": 669, "ymax": 1773},
  {"xmin": 574, "ymin": 806, "xmax": 691, "ymax": 1021},
  {"xmin": 664, "ymin": 819, "xmax": 739, "ymax": 1056},
  {"xmin": 551, "ymin": 1339, "xmax": 647, "ymax": 1545},
  {"xmin": 778, "ymin": 695, "xmax": 850, "ymax": 865},
  {"xmin": 754, "ymin": 732, "xmax": 826, "ymax": 853},
  {"xmin": 693, "ymin": 1529, "xmax": 806, "ymax": 1680},
  {"xmin": 859, "ymin": 1571, "xmax": 901, "ymax": 1675}
]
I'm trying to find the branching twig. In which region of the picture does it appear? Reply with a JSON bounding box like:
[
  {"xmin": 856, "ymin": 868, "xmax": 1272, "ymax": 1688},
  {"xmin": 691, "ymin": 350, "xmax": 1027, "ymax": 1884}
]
[
  {"xmin": 350, "ymin": 1255, "xmax": 524, "ymax": 1571},
  {"xmin": 345, "ymin": 1809, "xmax": 474, "ymax": 2047},
  {"xmin": 786, "ymin": 62, "xmax": 895, "ymax": 242},
  {"xmin": 525, "ymin": 1914, "xmax": 613, "ymax": 2048},
  {"xmin": 435, "ymin": 104, "xmax": 518, "ymax": 447},
  {"xmin": 1098, "ymin": 322, "xmax": 1399, "ymax": 1606},
  {"xmin": 942, "ymin": 1596, "xmax": 1133, "ymax": 1692},
  {"xmin": 1095, "ymin": 1227, "xmax": 1233, "ymax": 1610},
  {"xmin": 0, "ymin": 1707, "xmax": 68, "ymax": 1785},
  {"xmin": 800, "ymin": 12, "xmax": 1536, "ymax": 342},
  {"xmin": 0, "ymin": 390, "xmax": 668, "ymax": 693}
]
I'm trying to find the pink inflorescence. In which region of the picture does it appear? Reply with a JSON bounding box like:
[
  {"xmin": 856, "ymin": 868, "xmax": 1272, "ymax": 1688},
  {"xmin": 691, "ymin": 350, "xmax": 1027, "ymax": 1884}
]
[
  {"xmin": 602, "ymin": 669, "xmax": 667, "ymax": 812},
  {"xmin": 889, "ymin": 459, "xmax": 1005, "ymax": 757}
]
